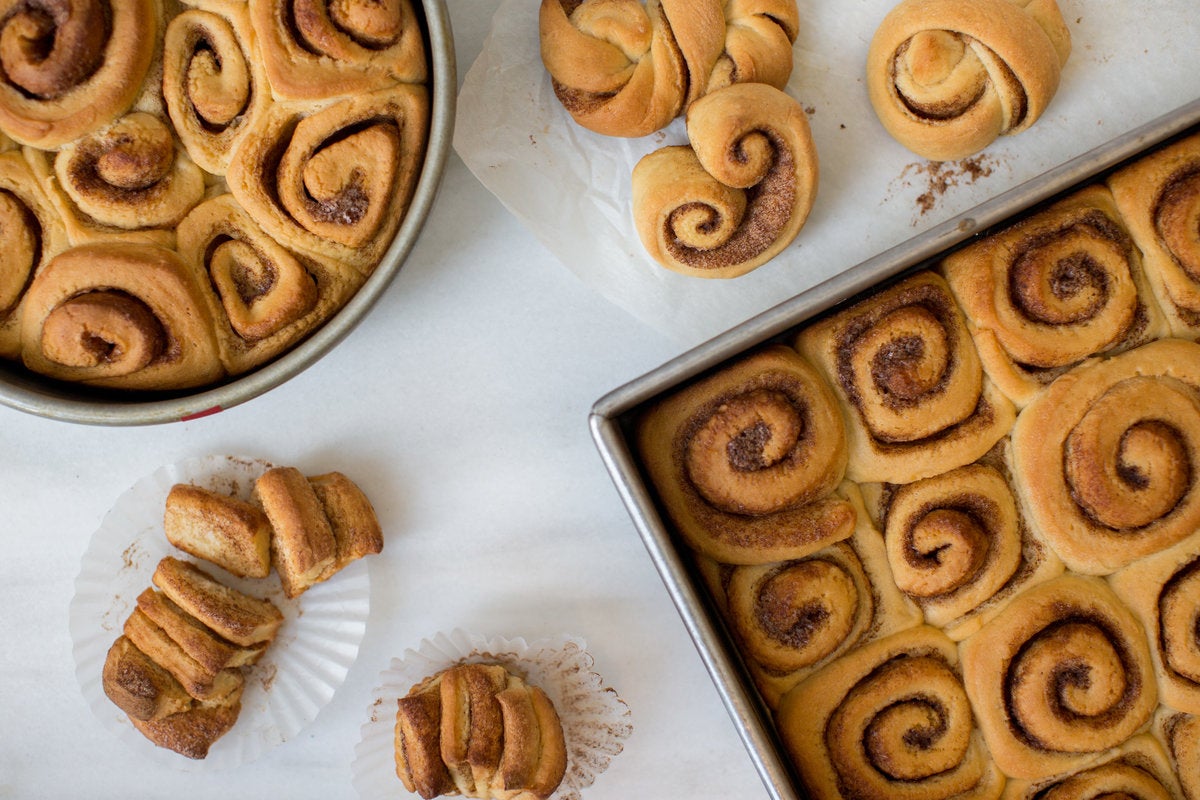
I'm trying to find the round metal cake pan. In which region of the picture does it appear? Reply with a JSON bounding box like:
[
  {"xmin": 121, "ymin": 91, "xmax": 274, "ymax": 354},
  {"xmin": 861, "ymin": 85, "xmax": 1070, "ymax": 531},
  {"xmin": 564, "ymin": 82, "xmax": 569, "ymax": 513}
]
[{"xmin": 0, "ymin": 0, "xmax": 456, "ymax": 426}]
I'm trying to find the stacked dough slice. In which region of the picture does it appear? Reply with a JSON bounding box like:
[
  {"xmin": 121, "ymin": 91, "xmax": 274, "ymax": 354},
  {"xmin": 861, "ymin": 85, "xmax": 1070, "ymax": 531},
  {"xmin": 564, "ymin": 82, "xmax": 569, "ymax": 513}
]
[{"xmin": 102, "ymin": 465, "xmax": 383, "ymax": 758}]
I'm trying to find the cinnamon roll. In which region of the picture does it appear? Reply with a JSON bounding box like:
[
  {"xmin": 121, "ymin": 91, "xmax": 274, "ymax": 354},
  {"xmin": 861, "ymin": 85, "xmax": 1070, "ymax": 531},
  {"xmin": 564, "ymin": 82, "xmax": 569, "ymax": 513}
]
[
  {"xmin": 1157, "ymin": 710, "xmax": 1200, "ymax": 800},
  {"xmin": 1109, "ymin": 132, "xmax": 1200, "ymax": 339},
  {"xmin": 249, "ymin": 0, "xmax": 427, "ymax": 102},
  {"xmin": 795, "ymin": 271, "xmax": 1016, "ymax": 484},
  {"xmin": 631, "ymin": 82, "xmax": 818, "ymax": 278},
  {"xmin": 865, "ymin": 0, "xmax": 1071, "ymax": 161},
  {"xmin": 226, "ymin": 83, "xmax": 429, "ymax": 275},
  {"xmin": 942, "ymin": 185, "xmax": 1166, "ymax": 408},
  {"xmin": 862, "ymin": 457, "xmax": 1064, "ymax": 641},
  {"xmin": 0, "ymin": 0, "xmax": 160, "ymax": 149},
  {"xmin": 1109, "ymin": 530, "xmax": 1200, "ymax": 716},
  {"xmin": 722, "ymin": 485, "xmax": 920, "ymax": 707},
  {"xmin": 636, "ymin": 345, "xmax": 856, "ymax": 565},
  {"xmin": 178, "ymin": 194, "xmax": 361, "ymax": 375},
  {"xmin": 960, "ymin": 575, "xmax": 1158, "ymax": 781},
  {"xmin": 19, "ymin": 243, "xmax": 223, "ymax": 390},
  {"xmin": 1009, "ymin": 338, "xmax": 1200, "ymax": 574},
  {"xmin": 539, "ymin": 0, "xmax": 798, "ymax": 139},
  {"xmin": 777, "ymin": 625, "xmax": 1005, "ymax": 800},
  {"xmin": 162, "ymin": 7, "xmax": 271, "ymax": 176},
  {"xmin": 0, "ymin": 151, "xmax": 68, "ymax": 358},
  {"xmin": 1000, "ymin": 735, "xmax": 1182, "ymax": 800}
]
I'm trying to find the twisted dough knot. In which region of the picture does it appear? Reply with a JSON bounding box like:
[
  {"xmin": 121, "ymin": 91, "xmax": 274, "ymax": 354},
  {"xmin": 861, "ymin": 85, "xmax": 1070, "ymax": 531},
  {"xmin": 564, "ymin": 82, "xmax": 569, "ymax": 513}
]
[
  {"xmin": 539, "ymin": 0, "xmax": 798, "ymax": 138},
  {"xmin": 632, "ymin": 82, "xmax": 817, "ymax": 278},
  {"xmin": 866, "ymin": 0, "xmax": 1071, "ymax": 161}
]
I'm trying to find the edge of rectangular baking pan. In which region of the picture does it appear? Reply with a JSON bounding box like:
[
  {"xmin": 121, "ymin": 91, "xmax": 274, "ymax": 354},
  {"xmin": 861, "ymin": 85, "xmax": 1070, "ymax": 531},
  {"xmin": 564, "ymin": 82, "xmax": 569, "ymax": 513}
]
[{"xmin": 589, "ymin": 96, "xmax": 1200, "ymax": 800}]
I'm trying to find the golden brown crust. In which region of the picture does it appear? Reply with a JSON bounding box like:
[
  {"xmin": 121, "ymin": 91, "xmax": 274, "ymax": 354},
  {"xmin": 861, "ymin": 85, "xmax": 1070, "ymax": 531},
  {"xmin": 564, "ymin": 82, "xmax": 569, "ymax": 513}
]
[
  {"xmin": 865, "ymin": 0, "xmax": 1071, "ymax": 161},
  {"xmin": 102, "ymin": 635, "xmax": 193, "ymax": 723},
  {"xmin": 122, "ymin": 608, "xmax": 246, "ymax": 703},
  {"xmin": 636, "ymin": 345, "xmax": 855, "ymax": 565},
  {"xmin": 1000, "ymin": 734, "xmax": 1182, "ymax": 800},
  {"xmin": 128, "ymin": 689, "xmax": 244, "ymax": 760},
  {"xmin": 632, "ymin": 82, "xmax": 818, "ymax": 278},
  {"xmin": 135, "ymin": 588, "xmax": 268, "ymax": 675},
  {"xmin": 1157, "ymin": 709, "xmax": 1200, "ymax": 800},
  {"xmin": 255, "ymin": 466, "xmax": 338, "ymax": 598},
  {"xmin": 308, "ymin": 471, "xmax": 384, "ymax": 568},
  {"xmin": 151, "ymin": 556, "xmax": 283, "ymax": 647},
  {"xmin": 164, "ymin": 483, "xmax": 272, "ymax": 579},
  {"xmin": 439, "ymin": 663, "xmax": 509, "ymax": 795},
  {"xmin": 395, "ymin": 677, "xmax": 456, "ymax": 799}
]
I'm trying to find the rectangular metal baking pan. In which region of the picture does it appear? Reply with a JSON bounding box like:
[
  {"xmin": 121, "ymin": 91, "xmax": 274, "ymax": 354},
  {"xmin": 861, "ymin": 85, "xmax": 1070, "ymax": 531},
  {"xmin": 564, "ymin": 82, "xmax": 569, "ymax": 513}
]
[{"xmin": 589, "ymin": 97, "xmax": 1200, "ymax": 800}]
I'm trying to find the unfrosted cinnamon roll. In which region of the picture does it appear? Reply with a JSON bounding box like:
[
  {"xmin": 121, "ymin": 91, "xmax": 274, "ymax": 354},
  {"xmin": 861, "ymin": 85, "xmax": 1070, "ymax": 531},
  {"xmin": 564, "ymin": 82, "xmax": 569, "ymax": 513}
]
[
  {"xmin": 1110, "ymin": 530, "xmax": 1200, "ymax": 716},
  {"xmin": 0, "ymin": 0, "xmax": 159, "ymax": 149},
  {"xmin": 178, "ymin": 194, "xmax": 362, "ymax": 376},
  {"xmin": 865, "ymin": 0, "xmax": 1071, "ymax": 161},
  {"xmin": 0, "ymin": 151, "xmax": 68, "ymax": 358},
  {"xmin": 1157, "ymin": 710, "xmax": 1200, "ymax": 800},
  {"xmin": 705, "ymin": 0, "xmax": 799, "ymax": 95},
  {"xmin": 1000, "ymin": 735, "xmax": 1182, "ymax": 800},
  {"xmin": 227, "ymin": 84, "xmax": 429, "ymax": 275},
  {"xmin": 1109, "ymin": 132, "xmax": 1200, "ymax": 339},
  {"xmin": 249, "ymin": 0, "xmax": 426, "ymax": 102},
  {"xmin": 795, "ymin": 271, "xmax": 1016, "ymax": 484},
  {"xmin": 19, "ymin": 243, "xmax": 223, "ymax": 389},
  {"xmin": 960, "ymin": 575, "xmax": 1157, "ymax": 782},
  {"xmin": 163, "ymin": 7, "xmax": 271, "ymax": 176},
  {"xmin": 863, "ymin": 457, "xmax": 1063, "ymax": 641},
  {"xmin": 636, "ymin": 345, "xmax": 856, "ymax": 565},
  {"xmin": 777, "ymin": 625, "xmax": 1005, "ymax": 800},
  {"xmin": 722, "ymin": 485, "xmax": 920, "ymax": 707},
  {"xmin": 942, "ymin": 185, "xmax": 1166, "ymax": 408},
  {"xmin": 632, "ymin": 82, "xmax": 818, "ymax": 278},
  {"xmin": 1009, "ymin": 338, "xmax": 1200, "ymax": 574}
]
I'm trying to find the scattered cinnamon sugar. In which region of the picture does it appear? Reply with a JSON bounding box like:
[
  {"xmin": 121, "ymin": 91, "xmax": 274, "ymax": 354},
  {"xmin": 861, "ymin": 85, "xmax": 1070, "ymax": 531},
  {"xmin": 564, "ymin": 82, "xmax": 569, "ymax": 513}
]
[{"xmin": 892, "ymin": 154, "xmax": 1000, "ymax": 219}]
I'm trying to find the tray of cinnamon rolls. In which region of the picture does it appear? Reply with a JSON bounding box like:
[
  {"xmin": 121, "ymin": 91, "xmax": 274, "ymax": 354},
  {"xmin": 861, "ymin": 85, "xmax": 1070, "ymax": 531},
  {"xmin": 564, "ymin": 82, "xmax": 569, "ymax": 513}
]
[
  {"xmin": 0, "ymin": 0, "xmax": 454, "ymax": 425},
  {"xmin": 591, "ymin": 98, "xmax": 1200, "ymax": 800}
]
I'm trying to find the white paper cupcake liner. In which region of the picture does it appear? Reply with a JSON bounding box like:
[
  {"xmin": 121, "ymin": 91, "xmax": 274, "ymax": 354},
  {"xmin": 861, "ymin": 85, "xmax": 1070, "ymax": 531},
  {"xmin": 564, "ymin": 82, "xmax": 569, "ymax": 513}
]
[
  {"xmin": 353, "ymin": 630, "xmax": 633, "ymax": 800},
  {"xmin": 70, "ymin": 454, "xmax": 371, "ymax": 770}
]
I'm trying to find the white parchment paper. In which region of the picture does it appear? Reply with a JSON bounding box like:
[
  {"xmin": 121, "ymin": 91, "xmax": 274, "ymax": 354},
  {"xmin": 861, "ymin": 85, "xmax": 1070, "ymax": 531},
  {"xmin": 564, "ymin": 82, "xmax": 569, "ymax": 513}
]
[{"xmin": 455, "ymin": 0, "xmax": 1200, "ymax": 346}]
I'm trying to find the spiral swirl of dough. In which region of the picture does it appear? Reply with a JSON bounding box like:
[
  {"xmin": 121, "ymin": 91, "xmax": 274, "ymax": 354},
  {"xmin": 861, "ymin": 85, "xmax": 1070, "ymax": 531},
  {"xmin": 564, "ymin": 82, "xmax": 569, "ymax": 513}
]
[
  {"xmin": 632, "ymin": 82, "xmax": 818, "ymax": 278},
  {"xmin": 162, "ymin": 8, "xmax": 271, "ymax": 176},
  {"xmin": 961, "ymin": 575, "xmax": 1157, "ymax": 782},
  {"xmin": 705, "ymin": 0, "xmax": 799, "ymax": 94},
  {"xmin": 1011, "ymin": 338, "xmax": 1200, "ymax": 574},
  {"xmin": 177, "ymin": 194, "xmax": 362, "ymax": 375},
  {"xmin": 227, "ymin": 83, "xmax": 429, "ymax": 274},
  {"xmin": 778, "ymin": 626, "xmax": 1004, "ymax": 800},
  {"xmin": 1158, "ymin": 711, "xmax": 1200, "ymax": 800},
  {"xmin": 19, "ymin": 243, "xmax": 222, "ymax": 389},
  {"xmin": 865, "ymin": 0, "xmax": 1071, "ymax": 161},
  {"xmin": 0, "ymin": 0, "xmax": 158, "ymax": 148},
  {"xmin": 636, "ymin": 345, "xmax": 855, "ymax": 565},
  {"xmin": 943, "ymin": 185, "xmax": 1163, "ymax": 407},
  {"xmin": 797, "ymin": 271, "xmax": 1016, "ymax": 484},
  {"xmin": 249, "ymin": 0, "xmax": 426, "ymax": 101},
  {"xmin": 53, "ymin": 112, "xmax": 206, "ymax": 231}
]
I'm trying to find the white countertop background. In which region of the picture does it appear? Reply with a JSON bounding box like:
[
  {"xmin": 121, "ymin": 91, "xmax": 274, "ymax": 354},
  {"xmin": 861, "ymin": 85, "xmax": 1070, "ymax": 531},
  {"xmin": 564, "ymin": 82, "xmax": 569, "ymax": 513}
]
[{"xmin": 2, "ymin": 2, "xmax": 1197, "ymax": 798}]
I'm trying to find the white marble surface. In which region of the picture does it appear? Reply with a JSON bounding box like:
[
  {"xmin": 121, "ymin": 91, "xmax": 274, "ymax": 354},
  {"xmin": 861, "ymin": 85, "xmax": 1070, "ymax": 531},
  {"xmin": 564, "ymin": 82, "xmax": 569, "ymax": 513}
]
[{"xmin": 1, "ymin": 3, "xmax": 1196, "ymax": 799}]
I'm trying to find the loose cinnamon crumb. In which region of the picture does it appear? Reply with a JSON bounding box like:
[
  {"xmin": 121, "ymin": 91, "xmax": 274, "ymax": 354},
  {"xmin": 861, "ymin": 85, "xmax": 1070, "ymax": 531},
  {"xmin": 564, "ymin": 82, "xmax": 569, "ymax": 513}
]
[{"xmin": 890, "ymin": 155, "xmax": 1000, "ymax": 220}]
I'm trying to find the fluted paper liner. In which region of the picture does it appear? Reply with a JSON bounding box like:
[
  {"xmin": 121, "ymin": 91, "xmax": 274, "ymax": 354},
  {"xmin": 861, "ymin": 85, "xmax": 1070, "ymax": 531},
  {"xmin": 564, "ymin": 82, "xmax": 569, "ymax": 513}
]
[
  {"xmin": 353, "ymin": 630, "xmax": 633, "ymax": 800},
  {"xmin": 70, "ymin": 454, "xmax": 371, "ymax": 769}
]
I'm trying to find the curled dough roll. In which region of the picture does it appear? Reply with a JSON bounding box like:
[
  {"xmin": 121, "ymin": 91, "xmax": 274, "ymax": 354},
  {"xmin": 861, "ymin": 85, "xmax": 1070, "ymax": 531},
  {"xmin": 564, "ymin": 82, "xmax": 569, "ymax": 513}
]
[
  {"xmin": 1000, "ymin": 735, "xmax": 1182, "ymax": 800},
  {"xmin": 1109, "ymin": 132, "xmax": 1200, "ymax": 338},
  {"xmin": 636, "ymin": 345, "xmax": 855, "ymax": 565},
  {"xmin": 178, "ymin": 194, "xmax": 362, "ymax": 376},
  {"xmin": 777, "ymin": 625, "xmax": 1005, "ymax": 800},
  {"xmin": 796, "ymin": 271, "xmax": 1016, "ymax": 484},
  {"xmin": 632, "ymin": 82, "xmax": 817, "ymax": 278},
  {"xmin": 163, "ymin": 7, "xmax": 272, "ymax": 176},
  {"xmin": 960, "ymin": 575, "xmax": 1157, "ymax": 781},
  {"xmin": 1010, "ymin": 338, "xmax": 1200, "ymax": 574},
  {"xmin": 249, "ymin": 0, "xmax": 426, "ymax": 101},
  {"xmin": 1110, "ymin": 531, "xmax": 1200, "ymax": 715},
  {"xmin": 0, "ymin": 151, "xmax": 68, "ymax": 358},
  {"xmin": 227, "ymin": 83, "xmax": 429, "ymax": 275},
  {"xmin": 19, "ymin": 243, "xmax": 223, "ymax": 390},
  {"xmin": 866, "ymin": 0, "xmax": 1070, "ymax": 161},
  {"xmin": 52, "ymin": 112, "xmax": 206, "ymax": 231},
  {"xmin": 0, "ymin": 0, "xmax": 159, "ymax": 148},
  {"xmin": 706, "ymin": 0, "xmax": 799, "ymax": 95},
  {"xmin": 942, "ymin": 185, "xmax": 1165, "ymax": 408},
  {"xmin": 1157, "ymin": 710, "xmax": 1200, "ymax": 800}
]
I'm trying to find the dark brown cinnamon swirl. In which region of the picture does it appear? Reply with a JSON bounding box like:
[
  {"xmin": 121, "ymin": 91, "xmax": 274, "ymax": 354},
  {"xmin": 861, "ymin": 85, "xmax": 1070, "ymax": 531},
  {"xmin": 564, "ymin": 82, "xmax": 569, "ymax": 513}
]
[
  {"xmin": 942, "ymin": 185, "xmax": 1166, "ymax": 408},
  {"xmin": 0, "ymin": 0, "xmax": 159, "ymax": 148},
  {"xmin": 960, "ymin": 575, "xmax": 1157, "ymax": 781},
  {"xmin": 1001, "ymin": 734, "xmax": 1182, "ymax": 800},
  {"xmin": 795, "ymin": 271, "xmax": 1016, "ymax": 484},
  {"xmin": 636, "ymin": 345, "xmax": 856, "ymax": 565},
  {"xmin": 1010, "ymin": 338, "xmax": 1200, "ymax": 574},
  {"xmin": 1157, "ymin": 709, "xmax": 1200, "ymax": 800}
]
